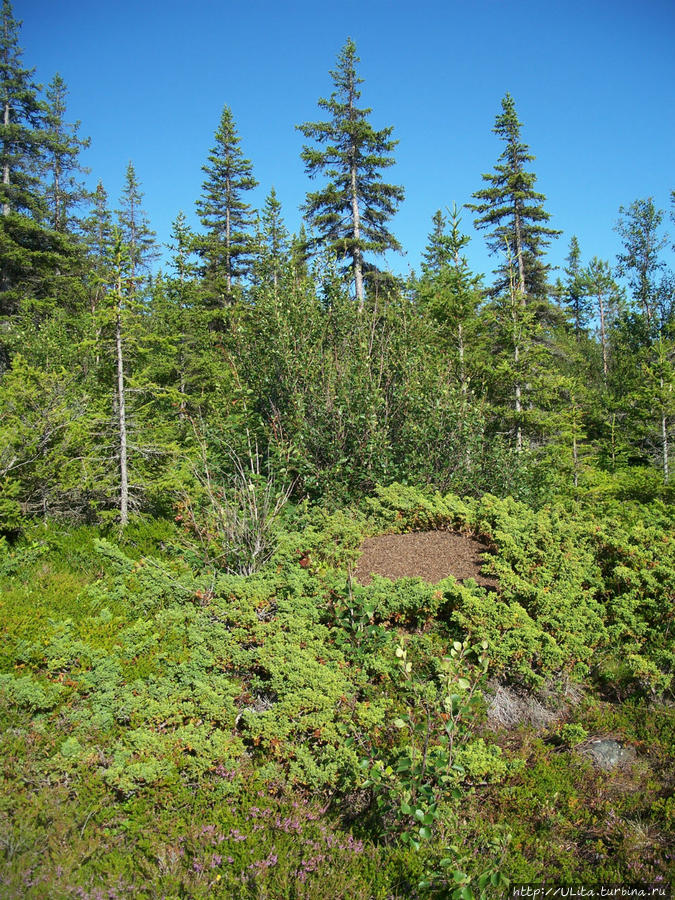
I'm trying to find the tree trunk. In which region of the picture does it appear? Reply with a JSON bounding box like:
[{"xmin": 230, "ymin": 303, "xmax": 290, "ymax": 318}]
[
  {"xmin": 351, "ymin": 161, "xmax": 363, "ymax": 309},
  {"xmin": 598, "ymin": 289, "xmax": 608, "ymax": 381},
  {"xmin": 572, "ymin": 433, "xmax": 579, "ymax": 489},
  {"xmin": 513, "ymin": 206, "xmax": 527, "ymax": 302},
  {"xmin": 115, "ymin": 280, "xmax": 129, "ymax": 527},
  {"xmin": 661, "ymin": 375, "xmax": 669, "ymax": 484},
  {"xmin": 2, "ymin": 101, "xmax": 10, "ymax": 217},
  {"xmin": 661, "ymin": 407, "xmax": 669, "ymax": 484},
  {"xmin": 458, "ymin": 322, "xmax": 466, "ymax": 396},
  {"xmin": 226, "ymin": 176, "xmax": 232, "ymax": 294},
  {"xmin": 53, "ymin": 163, "xmax": 62, "ymax": 230}
]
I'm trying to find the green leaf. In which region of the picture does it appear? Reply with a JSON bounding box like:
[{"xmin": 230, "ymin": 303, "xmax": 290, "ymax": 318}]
[
  {"xmin": 393, "ymin": 717, "xmax": 407, "ymax": 729},
  {"xmin": 418, "ymin": 826, "xmax": 432, "ymax": 840}
]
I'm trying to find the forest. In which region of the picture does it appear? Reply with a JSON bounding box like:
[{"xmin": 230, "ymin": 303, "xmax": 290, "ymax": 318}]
[{"xmin": 0, "ymin": 1, "xmax": 673, "ymax": 896}]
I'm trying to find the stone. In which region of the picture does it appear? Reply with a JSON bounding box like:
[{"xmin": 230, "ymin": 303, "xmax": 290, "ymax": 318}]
[{"xmin": 583, "ymin": 739, "xmax": 635, "ymax": 769}]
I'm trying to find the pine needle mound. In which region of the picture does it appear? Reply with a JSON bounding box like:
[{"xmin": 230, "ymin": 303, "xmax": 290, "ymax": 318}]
[{"xmin": 354, "ymin": 531, "xmax": 498, "ymax": 588}]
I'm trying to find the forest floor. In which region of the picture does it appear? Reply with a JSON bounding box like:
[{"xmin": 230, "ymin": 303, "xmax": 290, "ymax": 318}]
[{"xmin": 354, "ymin": 530, "xmax": 498, "ymax": 588}]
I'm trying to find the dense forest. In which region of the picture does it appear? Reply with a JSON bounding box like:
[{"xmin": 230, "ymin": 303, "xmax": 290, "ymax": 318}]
[{"xmin": 1, "ymin": 2, "xmax": 673, "ymax": 896}]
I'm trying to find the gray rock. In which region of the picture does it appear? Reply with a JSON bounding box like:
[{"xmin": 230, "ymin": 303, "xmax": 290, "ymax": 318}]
[{"xmin": 583, "ymin": 739, "xmax": 635, "ymax": 769}]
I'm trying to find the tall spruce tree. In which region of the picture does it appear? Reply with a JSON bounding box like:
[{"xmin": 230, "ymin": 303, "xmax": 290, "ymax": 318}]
[
  {"xmin": 0, "ymin": 0, "xmax": 81, "ymax": 361},
  {"xmin": 42, "ymin": 73, "xmax": 90, "ymax": 234},
  {"xmin": 196, "ymin": 105, "xmax": 257, "ymax": 307},
  {"xmin": 297, "ymin": 38, "xmax": 404, "ymax": 308},
  {"xmin": 468, "ymin": 93, "xmax": 559, "ymax": 303},
  {"xmin": 0, "ymin": 0, "xmax": 45, "ymax": 220}
]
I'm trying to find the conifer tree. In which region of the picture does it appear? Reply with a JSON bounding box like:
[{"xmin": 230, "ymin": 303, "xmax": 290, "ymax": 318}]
[
  {"xmin": 563, "ymin": 236, "xmax": 591, "ymax": 338},
  {"xmin": 80, "ymin": 181, "xmax": 112, "ymax": 363},
  {"xmin": 297, "ymin": 38, "xmax": 404, "ymax": 308},
  {"xmin": 196, "ymin": 105, "xmax": 257, "ymax": 307},
  {"xmin": 0, "ymin": 0, "xmax": 45, "ymax": 220},
  {"xmin": 421, "ymin": 209, "xmax": 454, "ymax": 278},
  {"xmin": 468, "ymin": 93, "xmax": 559, "ymax": 302},
  {"xmin": 163, "ymin": 210, "xmax": 199, "ymax": 415},
  {"xmin": 116, "ymin": 161, "xmax": 157, "ymax": 285},
  {"xmin": 42, "ymin": 73, "xmax": 90, "ymax": 233},
  {"xmin": 253, "ymin": 187, "xmax": 289, "ymax": 292},
  {"xmin": 583, "ymin": 257, "xmax": 622, "ymax": 381},
  {"xmin": 419, "ymin": 205, "xmax": 481, "ymax": 396},
  {"xmin": 0, "ymin": 1, "xmax": 81, "ymax": 360}
]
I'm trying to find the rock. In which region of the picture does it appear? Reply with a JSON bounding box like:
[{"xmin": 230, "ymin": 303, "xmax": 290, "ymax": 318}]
[{"xmin": 583, "ymin": 738, "xmax": 635, "ymax": 769}]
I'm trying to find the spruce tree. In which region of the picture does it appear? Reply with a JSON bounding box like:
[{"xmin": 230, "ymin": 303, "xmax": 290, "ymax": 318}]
[
  {"xmin": 297, "ymin": 38, "xmax": 404, "ymax": 308},
  {"xmin": 42, "ymin": 73, "xmax": 90, "ymax": 233},
  {"xmin": 563, "ymin": 236, "xmax": 591, "ymax": 338},
  {"xmin": 81, "ymin": 181, "xmax": 112, "ymax": 362},
  {"xmin": 253, "ymin": 187, "xmax": 289, "ymax": 292},
  {"xmin": 583, "ymin": 257, "xmax": 622, "ymax": 381},
  {"xmin": 468, "ymin": 93, "xmax": 559, "ymax": 302},
  {"xmin": 419, "ymin": 204, "xmax": 482, "ymax": 396},
  {"xmin": 421, "ymin": 209, "xmax": 454, "ymax": 278},
  {"xmin": 196, "ymin": 105, "xmax": 257, "ymax": 307},
  {"xmin": 0, "ymin": 1, "xmax": 82, "ymax": 362},
  {"xmin": 0, "ymin": 0, "xmax": 45, "ymax": 220},
  {"xmin": 116, "ymin": 161, "xmax": 157, "ymax": 285}
]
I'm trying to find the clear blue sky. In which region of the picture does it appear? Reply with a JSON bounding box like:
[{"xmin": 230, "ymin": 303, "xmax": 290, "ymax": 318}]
[{"xmin": 16, "ymin": 0, "xmax": 675, "ymax": 281}]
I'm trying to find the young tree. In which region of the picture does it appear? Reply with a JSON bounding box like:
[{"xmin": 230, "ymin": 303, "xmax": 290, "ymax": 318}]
[
  {"xmin": 419, "ymin": 204, "xmax": 482, "ymax": 397},
  {"xmin": 162, "ymin": 210, "xmax": 200, "ymax": 416},
  {"xmin": 563, "ymin": 236, "xmax": 591, "ymax": 338},
  {"xmin": 77, "ymin": 180, "xmax": 113, "ymax": 368},
  {"xmin": 421, "ymin": 209, "xmax": 454, "ymax": 278},
  {"xmin": 468, "ymin": 93, "xmax": 559, "ymax": 303},
  {"xmin": 297, "ymin": 38, "xmax": 404, "ymax": 308},
  {"xmin": 116, "ymin": 161, "xmax": 157, "ymax": 285},
  {"xmin": 583, "ymin": 256, "xmax": 622, "ymax": 381},
  {"xmin": 196, "ymin": 105, "xmax": 257, "ymax": 307},
  {"xmin": 252, "ymin": 187, "xmax": 289, "ymax": 293}
]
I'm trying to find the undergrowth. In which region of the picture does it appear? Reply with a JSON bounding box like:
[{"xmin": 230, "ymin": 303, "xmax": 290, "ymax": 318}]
[{"xmin": 0, "ymin": 484, "xmax": 672, "ymax": 896}]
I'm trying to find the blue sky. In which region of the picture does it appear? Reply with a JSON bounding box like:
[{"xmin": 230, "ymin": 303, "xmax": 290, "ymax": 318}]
[{"xmin": 16, "ymin": 0, "xmax": 675, "ymax": 282}]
